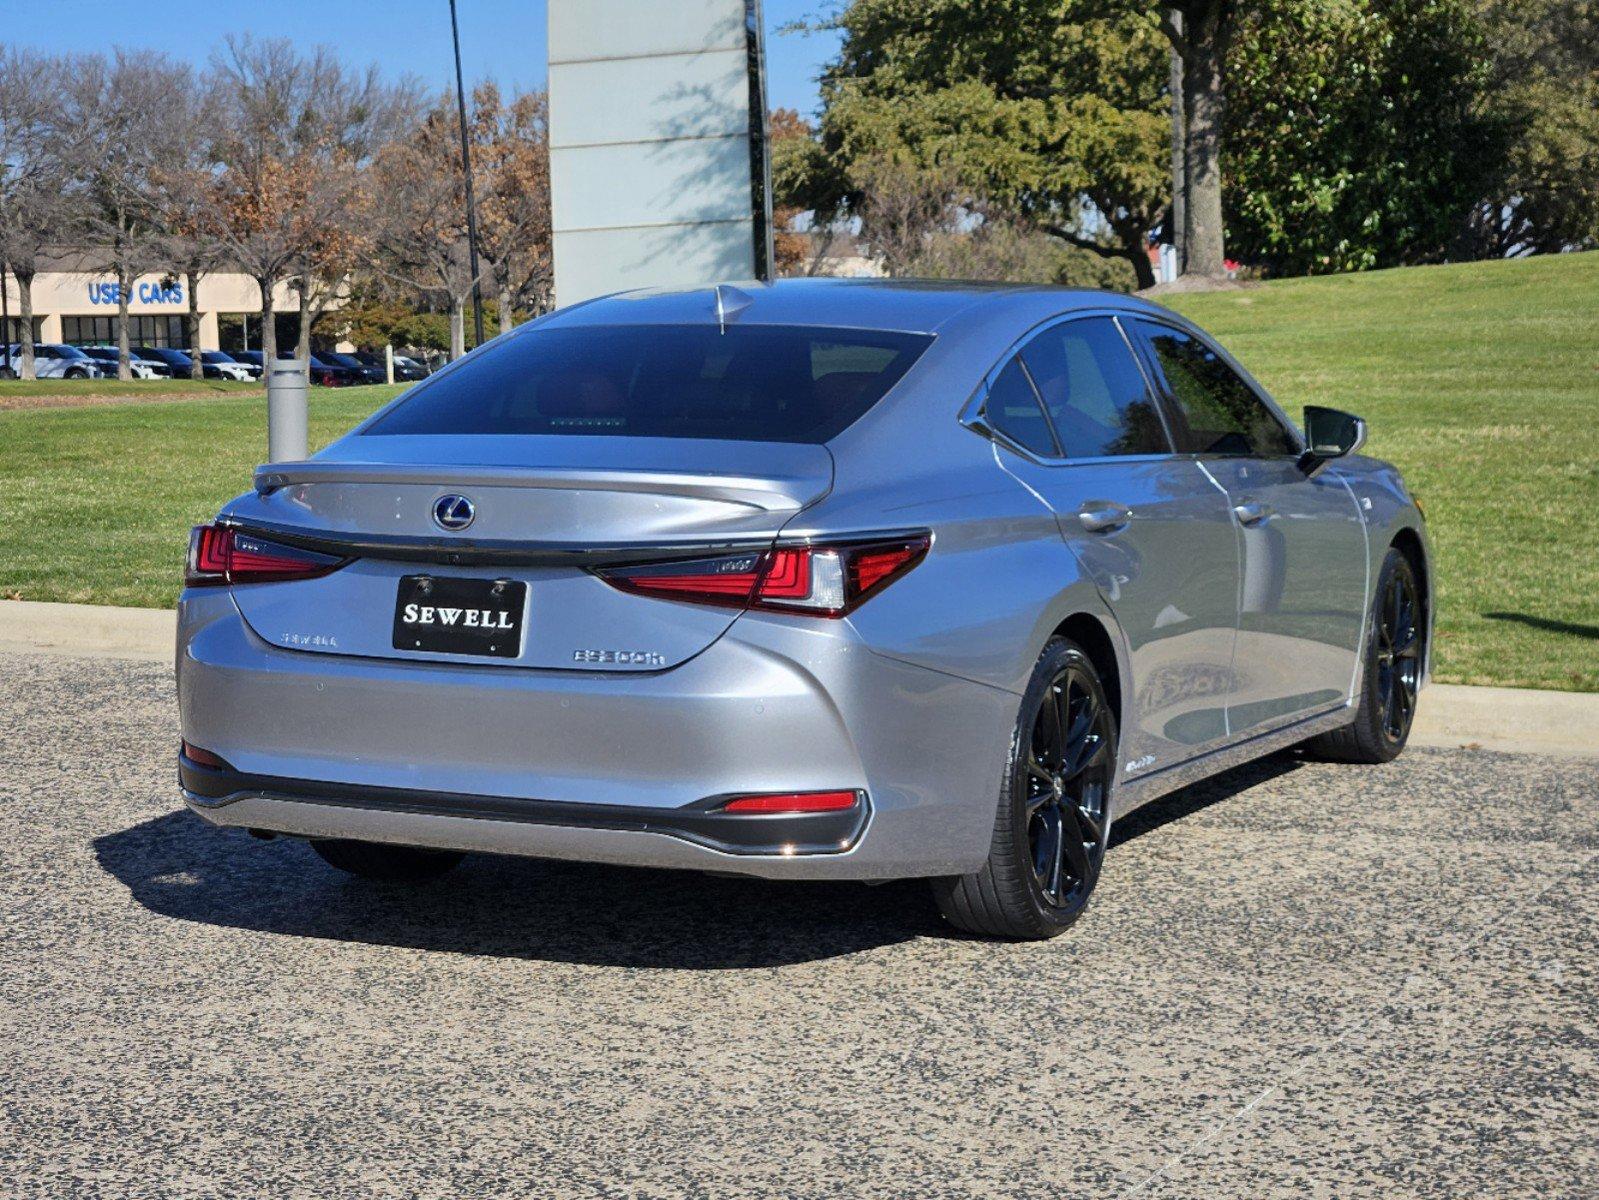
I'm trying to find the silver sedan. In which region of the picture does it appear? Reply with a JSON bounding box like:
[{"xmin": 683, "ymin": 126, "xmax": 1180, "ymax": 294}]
[{"xmin": 177, "ymin": 280, "xmax": 1430, "ymax": 939}]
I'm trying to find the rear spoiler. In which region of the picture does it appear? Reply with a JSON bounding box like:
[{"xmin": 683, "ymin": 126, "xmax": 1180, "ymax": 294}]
[{"xmin": 252, "ymin": 460, "xmax": 816, "ymax": 514}]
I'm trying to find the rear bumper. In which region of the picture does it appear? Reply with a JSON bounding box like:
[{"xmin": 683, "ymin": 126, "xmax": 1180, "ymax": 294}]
[
  {"xmin": 176, "ymin": 592, "xmax": 1019, "ymax": 880},
  {"xmin": 181, "ymin": 754, "xmax": 870, "ymax": 857}
]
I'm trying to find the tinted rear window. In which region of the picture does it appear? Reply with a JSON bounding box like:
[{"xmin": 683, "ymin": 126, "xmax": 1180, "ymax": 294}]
[{"xmin": 362, "ymin": 324, "xmax": 932, "ymax": 444}]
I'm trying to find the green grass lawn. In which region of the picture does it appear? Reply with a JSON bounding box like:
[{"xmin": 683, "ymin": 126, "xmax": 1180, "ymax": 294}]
[
  {"xmin": 1163, "ymin": 252, "xmax": 1599, "ymax": 691},
  {"xmin": 0, "ymin": 385, "xmax": 403, "ymax": 608},
  {"xmin": 1, "ymin": 253, "xmax": 1596, "ymax": 690}
]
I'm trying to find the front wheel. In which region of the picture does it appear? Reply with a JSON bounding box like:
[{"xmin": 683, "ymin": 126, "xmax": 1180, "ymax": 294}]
[
  {"xmin": 932, "ymin": 638, "xmax": 1117, "ymax": 939},
  {"xmin": 310, "ymin": 838, "xmax": 464, "ymax": 882},
  {"xmin": 1304, "ymin": 546, "xmax": 1423, "ymax": 763},
  {"xmin": 65, "ymin": 367, "xmax": 89, "ymax": 379}
]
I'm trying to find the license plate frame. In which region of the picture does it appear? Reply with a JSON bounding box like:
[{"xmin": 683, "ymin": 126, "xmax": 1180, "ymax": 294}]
[{"xmin": 392, "ymin": 575, "xmax": 528, "ymax": 659}]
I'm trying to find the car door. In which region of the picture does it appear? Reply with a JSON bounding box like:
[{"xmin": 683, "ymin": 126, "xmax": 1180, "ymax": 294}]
[
  {"xmin": 1128, "ymin": 318, "xmax": 1368, "ymax": 737},
  {"xmin": 975, "ymin": 313, "xmax": 1242, "ymax": 780}
]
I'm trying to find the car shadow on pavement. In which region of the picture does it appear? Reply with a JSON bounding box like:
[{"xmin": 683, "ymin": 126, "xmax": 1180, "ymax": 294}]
[
  {"xmin": 93, "ymin": 752, "xmax": 1304, "ymax": 968},
  {"xmin": 1109, "ymin": 751, "xmax": 1305, "ymax": 848},
  {"xmin": 92, "ymin": 810, "xmax": 943, "ymax": 968}
]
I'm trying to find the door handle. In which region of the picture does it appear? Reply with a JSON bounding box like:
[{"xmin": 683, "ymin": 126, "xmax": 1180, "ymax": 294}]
[
  {"xmin": 1233, "ymin": 501, "xmax": 1273, "ymax": 527},
  {"xmin": 1078, "ymin": 503, "xmax": 1132, "ymax": 533}
]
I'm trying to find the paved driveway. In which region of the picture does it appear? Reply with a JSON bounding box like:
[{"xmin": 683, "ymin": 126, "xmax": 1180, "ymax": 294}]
[{"xmin": 1, "ymin": 649, "xmax": 1594, "ymax": 1199}]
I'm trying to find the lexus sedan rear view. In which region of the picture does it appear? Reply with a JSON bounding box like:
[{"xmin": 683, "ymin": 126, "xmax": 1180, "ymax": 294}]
[{"xmin": 177, "ymin": 280, "xmax": 1429, "ymax": 938}]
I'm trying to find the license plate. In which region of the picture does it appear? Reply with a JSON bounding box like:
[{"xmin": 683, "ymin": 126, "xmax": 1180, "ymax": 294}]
[{"xmin": 392, "ymin": 575, "xmax": 527, "ymax": 658}]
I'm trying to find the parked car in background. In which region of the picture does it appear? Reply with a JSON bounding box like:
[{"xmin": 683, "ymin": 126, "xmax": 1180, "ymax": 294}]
[
  {"xmin": 1, "ymin": 343, "xmax": 105, "ymax": 379},
  {"xmin": 80, "ymin": 345, "xmax": 166, "ymax": 379},
  {"xmin": 305, "ymin": 353, "xmax": 359, "ymax": 387},
  {"xmin": 316, "ymin": 350, "xmax": 386, "ymax": 385},
  {"xmin": 198, "ymin": 350, "xmax": 258, "ymax": 381},
  {"xmin": 177, "ymin": 280, "xmax": 1430, "ymax": 940},
  {"xmin": 132, "ymin": 347, "xmax": 199, "ymax": 378},
  {"xmin": 352, "ymin": 350, "xmax": 430, "ymax": 382},
  {"xmin": 230, "ymin": 350, "xmax": 357, "ymax": 387}
]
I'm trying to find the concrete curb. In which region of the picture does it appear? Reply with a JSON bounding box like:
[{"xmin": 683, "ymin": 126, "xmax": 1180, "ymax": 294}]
[
  {"xmin": 2, "ymin": 599, "xmax": 1594, "ymax": 757},
  {"xmin": 0, "ymin": 599, "xmax": 174, "ymax": 662}
]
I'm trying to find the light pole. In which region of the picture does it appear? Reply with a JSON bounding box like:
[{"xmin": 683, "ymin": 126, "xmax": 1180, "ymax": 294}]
[{"xmin": 449, "ymin": 0, "xmax": 487, "ymax": 350}]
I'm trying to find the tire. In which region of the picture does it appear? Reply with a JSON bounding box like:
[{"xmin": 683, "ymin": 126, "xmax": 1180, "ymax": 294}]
[
  {"xmin": 0, "ymin": 367, "xmax": 15, "ymax": 380},
  {"xmin": 932, "ymin": 638, "xmax": 1117, "ymax": 939},
  {"xmin": 1304, "ymin": 545, "xmax": 1423, "ymax": 764},
  {"xmin": 65, "ymin": 367, "xmax": 88, "ymax": 379},
  {"xmin": 309, "ymin": 838, "xmax": 464, "ymax": 882}
]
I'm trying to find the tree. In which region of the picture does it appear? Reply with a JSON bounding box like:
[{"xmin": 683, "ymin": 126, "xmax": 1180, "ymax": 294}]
[
  {"xmin": 0, "ymin": 48, "xmax": 79, "ymax": 380},
  {"xmin": 203, "ymin": 37, "xmax": 414, "ymax": 369},
  {"xmin": 468, "ymin": 83, "xmax": 553, "ymax": 333},
  {"xmin": 370, "ymin": 103, "xmax": 480, "ymax": 359},
  {"xmin": 1157, "ymin": 1, "xmax": 1236, "ymax": 279},
  {"xmin": 768, "ymin": 109, "xmax": 815, "ymax": 275},
  {"xmin": 806, "ymin": 0, "xmax": 1171, "ymax": 288},
  {"xmin": 1463, "ymin": 0, "xmax": 1599, "ymax": 255},
  {"xmin": 62, "ymin": 50, "xmax": 192, "ymax": 379},
  {"xmin": 1224, "ymin": 0, "xmax": 1508, "ymax": 274},
  {"xmin": 368, "ymin": 84, "xmax": 548, "ymax": 358}
]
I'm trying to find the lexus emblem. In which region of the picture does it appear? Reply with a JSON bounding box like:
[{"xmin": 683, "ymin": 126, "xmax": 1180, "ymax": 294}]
[{"xmin": 432, "ymin": 494, "xmax": 476, "ymax": 532}]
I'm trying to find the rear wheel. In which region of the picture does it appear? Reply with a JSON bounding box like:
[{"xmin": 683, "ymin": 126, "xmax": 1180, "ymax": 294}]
[
  {"xmin": 309, "ymin": 838, "xmax": 464, "ymax": 882},
  {"xmin": 1304, "ymin": 546, "xmax": 1423, "ymax": 763},
  {"xmin": 932, "ymin": 638, "xmax": 1116, "ymax": 939}
]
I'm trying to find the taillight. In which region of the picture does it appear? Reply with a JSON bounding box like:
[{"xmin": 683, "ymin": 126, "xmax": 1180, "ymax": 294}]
[
  {"xmin": 186, "ymin": 524, "xmax": 348, "ymax": 587},
  {"xmin": 596, "ymin": 534, "xmax": 929, "ymax": 617}
]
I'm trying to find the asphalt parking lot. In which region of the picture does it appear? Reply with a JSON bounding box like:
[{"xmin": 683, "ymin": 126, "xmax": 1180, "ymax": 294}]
[{"xmin": 1, "ymin": 649, "xmax": 1594, "ymax": 1199}]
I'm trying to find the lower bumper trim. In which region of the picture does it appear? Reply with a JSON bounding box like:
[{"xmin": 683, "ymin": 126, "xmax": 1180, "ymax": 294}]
[{"xmin": 179, "ymin": 756, "xmax": 869, "ymax": 857}]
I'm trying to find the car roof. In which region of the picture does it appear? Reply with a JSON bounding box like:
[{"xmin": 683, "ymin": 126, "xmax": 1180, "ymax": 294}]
[{"xmin": 536, "ymin": 277, "xmax": 1170, "ymax": 336}]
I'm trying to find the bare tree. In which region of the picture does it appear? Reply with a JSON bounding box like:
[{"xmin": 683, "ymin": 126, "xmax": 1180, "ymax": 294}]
[
  {"xmin": 63, "ymin": 50, "xmax": 192, "ymax": 380},
  {"xmin": 154, "ymin": 75, "xmax": 227, "ymax": 379},
  {"xmin": 469, "ymin": 84, "xmax": 552, "ymax": 334},
  {"xmin": 202, "ymin": 37, "xmax": 414, "ymax": 369},
  {"xmin": 370, "ymin": 99, "xmax": 482, "ymax": 359},
  {"xmin": 0, "ymin": 48, "xmax": 82, "ymax": 380},
  {"xmin": 852, "ymin": 155, "xmax": 969, "ymax": 277}
]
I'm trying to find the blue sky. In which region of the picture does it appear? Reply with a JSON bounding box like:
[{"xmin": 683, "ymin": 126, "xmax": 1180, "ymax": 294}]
[{"xmin": 0, "ymin": 0, "xmax": 843, "ymax": 117}]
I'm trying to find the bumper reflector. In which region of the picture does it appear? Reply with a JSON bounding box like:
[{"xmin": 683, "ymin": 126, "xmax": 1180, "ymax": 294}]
[
  {"xmin": 720, "ymin": 790, "xmax": 860, "ymax": 814},
  {"xmin": 181, "ymin": 741, "xmax": 228, "ymax": 769}
]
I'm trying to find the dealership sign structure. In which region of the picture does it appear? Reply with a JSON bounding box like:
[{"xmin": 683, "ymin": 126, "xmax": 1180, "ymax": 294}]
[{"xmin": 547, "ymin": 0, "xmax": 774, "ymax": 306}]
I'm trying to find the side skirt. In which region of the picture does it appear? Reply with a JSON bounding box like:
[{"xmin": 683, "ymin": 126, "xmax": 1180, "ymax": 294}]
[{"xmin": 1111, "ymin": 703, "xmax": 1352, "ymax": 819}]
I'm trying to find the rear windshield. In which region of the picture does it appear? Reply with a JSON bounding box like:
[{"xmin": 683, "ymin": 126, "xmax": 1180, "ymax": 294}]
[{"xmin": 362, "ymin": 324, "xmax": 933, "ymax": 444}]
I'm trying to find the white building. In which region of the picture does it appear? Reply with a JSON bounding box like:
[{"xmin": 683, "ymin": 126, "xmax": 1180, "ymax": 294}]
[{"xmin": 1, "ymin": 252, "xmax": 334, "ymax": 352}]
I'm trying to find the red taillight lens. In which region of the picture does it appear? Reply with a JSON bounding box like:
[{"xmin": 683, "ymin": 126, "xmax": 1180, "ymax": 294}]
[
  {"xmin": 720, "ymin": 790, "xmax": 860, "ymax": 814},
  {"xmin": 597, "ymin": 534, "xmax": 929, "ymax": 617},
  {"xmin": 186, "ymin": 524, "xmax": 348, "ymax": 587}
]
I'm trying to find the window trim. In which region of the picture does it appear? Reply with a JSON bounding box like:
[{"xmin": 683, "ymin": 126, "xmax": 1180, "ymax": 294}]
[
  {"xmin": 960, "ymin": 309, "xmax": 1180, "ymax": 466},
  {"xmin": 1122, "ymin": 315, "xmax": 1305, "ymax": 460}
]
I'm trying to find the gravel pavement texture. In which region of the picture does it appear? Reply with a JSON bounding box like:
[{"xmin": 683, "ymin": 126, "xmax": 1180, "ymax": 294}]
[{"xmin": 1, "ymin": 649, "xmax": 1595, "ymax": 1198}]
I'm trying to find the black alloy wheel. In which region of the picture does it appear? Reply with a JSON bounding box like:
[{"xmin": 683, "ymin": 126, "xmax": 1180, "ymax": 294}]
[
  {"xmin": 933, "ymin": 639, "xmax": 1118, "ymax": 939},
  {"xmin": 1304, "ymin": 545, "xmax": 1424, "ymax": 764},
  {"xmin": 1023, "ymin": 661, "xmax": 1114, "ymax": 910},
  {"xmin": 1374, "ymin": 564, "xmax": 1421, "ymax": 745}
]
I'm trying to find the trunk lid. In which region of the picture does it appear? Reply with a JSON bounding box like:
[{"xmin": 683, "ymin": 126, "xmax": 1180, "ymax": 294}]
[{"xmin": 220, "ymin": 435, "xmax": 832, "ymax": 671}]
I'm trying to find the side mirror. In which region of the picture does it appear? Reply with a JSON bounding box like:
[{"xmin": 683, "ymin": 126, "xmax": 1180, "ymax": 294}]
[{"xmin": 1298, "ymin": 405, "xmax": 1366, "ymax": 476}]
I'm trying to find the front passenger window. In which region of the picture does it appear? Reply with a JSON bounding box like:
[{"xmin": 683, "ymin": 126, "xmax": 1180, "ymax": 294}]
[{"xmin": 1133, "ymin": 321, "xmax": 1299, "ymax": 457}]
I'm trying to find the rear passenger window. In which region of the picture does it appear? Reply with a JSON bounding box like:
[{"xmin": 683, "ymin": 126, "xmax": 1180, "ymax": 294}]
[
  {"xmin": 1020, "ymin": 318, "xmax": 1170, "ymax": 458},
  {"xmin": 1133, "ymin": 321, "xmax": 1299, "ymax": 457},
  {"xmin": 984, "ymin": 358, "xmax": 1057, "ymax": 456}
]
